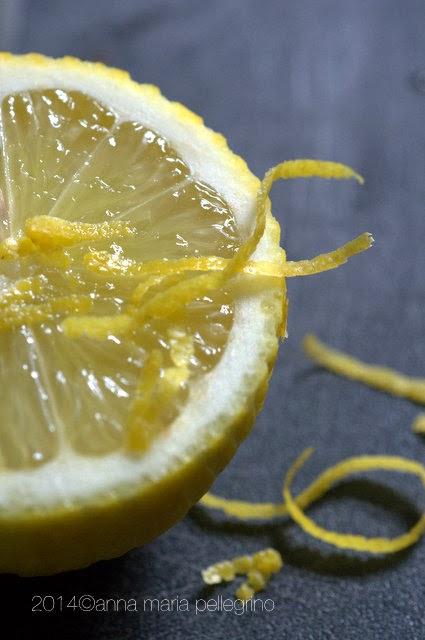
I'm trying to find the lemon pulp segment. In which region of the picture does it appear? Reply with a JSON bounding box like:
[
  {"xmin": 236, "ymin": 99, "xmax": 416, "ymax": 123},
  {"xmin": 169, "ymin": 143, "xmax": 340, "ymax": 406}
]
[{"xmin": 0, "ymin": 89, "xmax": 243, "ymax": 469}]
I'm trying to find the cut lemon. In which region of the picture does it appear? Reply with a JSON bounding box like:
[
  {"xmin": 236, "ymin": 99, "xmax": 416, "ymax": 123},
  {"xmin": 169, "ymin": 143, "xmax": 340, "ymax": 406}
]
[{"xmin": 0, "ymin": 53, "xmax": 370, "ymax": 575}]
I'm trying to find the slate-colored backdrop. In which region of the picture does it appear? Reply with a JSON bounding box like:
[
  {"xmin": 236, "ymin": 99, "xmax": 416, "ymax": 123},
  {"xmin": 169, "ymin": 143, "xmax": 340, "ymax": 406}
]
[{"xmin": 1, "ymin": 1, "xmax": 425, "ymax": 638}]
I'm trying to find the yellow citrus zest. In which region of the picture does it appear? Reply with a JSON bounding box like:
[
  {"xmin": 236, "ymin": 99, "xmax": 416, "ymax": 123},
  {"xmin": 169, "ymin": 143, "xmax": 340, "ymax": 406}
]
[
  {"xmin": 202, "ymin": 547, "xmax": 283, "ymax": 601},
  {"xmin": 283, "ymin": 448, "xmax": 425, "ymax": 553},
  {"xmin": 283, "ymin": 233, "xmax": 373, "ymax": 277},
  {"xmin": 61, "ymin": 314, "xmax": 133, "ymax": 340},
  {"xmin": 202, "ymin": 450, "xmax": 425, "ymax": 554},
  {"xmin": 303, "ymin": 334, "xmax": 425, "ymax": 405},
  {"xmin": 125, "ymin": 331, "xmax": 193, "ymax": 453},
  {"xmin": 85, "ymin": 233, "xmax": 372, "ymax": 282},
  {"xmin": 25, "ymin": 215, "xmax": 138, "ymax": 249},
  {"xmin": 126, "ymin": 349, "xmax": 163, "ymax": 453}
]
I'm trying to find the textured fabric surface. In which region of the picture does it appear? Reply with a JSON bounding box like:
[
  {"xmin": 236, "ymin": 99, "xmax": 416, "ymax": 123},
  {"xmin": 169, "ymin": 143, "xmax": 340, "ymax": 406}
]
[{"xmin": 1, "ymin": 1, "xmax": 425, "ymax": 638}]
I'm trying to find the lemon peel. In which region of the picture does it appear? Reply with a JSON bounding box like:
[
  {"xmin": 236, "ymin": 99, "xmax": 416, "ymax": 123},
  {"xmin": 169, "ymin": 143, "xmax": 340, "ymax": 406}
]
[
  {"xmin": 284, "ymin": 448, "xmax": 425, "ymax": 554},
  {"xmin": 137, "ymin": 159, "xmax": 367, "ymax": 321},
  {"xmin": 125, "ymin": 332, "xmax": 194, "ymax": 453},
  {"xmin": 85, "ymin": 234, "xmax": 372, "ymax": 281},
  {"xmin": 130, "ymin": 275, "xmax": 169, "ymax": 304},
  {"xmin": 283, "ymin": 233, "xmax": 373, "ymax": 277},
  {"xmin": 202, "ymin": 450, "xmax": 425, "ymax": 554},
  {"xmin": 63, "ymin": 159, "xmax": 370, "ymax": 339},
  {"xmin": 84, "ymin": 252, "xmax": 285, "ymax": 280},
  {"xmin": 303, "ymin": 334, "xmax": 425, "ymax": 405},
  {"xmin": 126, "ymin": 349, "xmax": 163, "ymax": 452},
  {"xmin": 148, "ymin": 159, "xmax": 365, "ymax": 311},
  {"xmin": 64, "ymin": 230, "xmax": 373, "ymax": 338},
  {"xmin": 61, "ymin": 313, "xmax": 133, "ymax": 340},
  {"xmin": 25, "ymin": 216, "xmax": 138, "ymax": 250},
  {"xmin": 231, "ymin": 159, "xmax": 364, "ymax": 279}
]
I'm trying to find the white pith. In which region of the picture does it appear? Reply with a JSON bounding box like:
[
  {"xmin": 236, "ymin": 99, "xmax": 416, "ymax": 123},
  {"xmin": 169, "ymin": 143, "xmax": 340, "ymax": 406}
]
[{"xmin": 0, "ymin": 58, "xmax": 282, "ymax": 513}]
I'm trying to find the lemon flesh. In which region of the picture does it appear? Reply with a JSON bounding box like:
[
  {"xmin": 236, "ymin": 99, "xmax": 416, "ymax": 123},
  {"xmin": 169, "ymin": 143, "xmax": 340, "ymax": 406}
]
[{"xmin": 0, "ymin": 88, "xmax": 241, "ymax": 469}]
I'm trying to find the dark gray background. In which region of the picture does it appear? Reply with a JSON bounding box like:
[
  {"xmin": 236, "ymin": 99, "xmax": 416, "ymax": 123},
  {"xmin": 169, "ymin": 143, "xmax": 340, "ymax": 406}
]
[{"xmin": 1, "ymin": 1, "xmax": 425, "ymax": 638}]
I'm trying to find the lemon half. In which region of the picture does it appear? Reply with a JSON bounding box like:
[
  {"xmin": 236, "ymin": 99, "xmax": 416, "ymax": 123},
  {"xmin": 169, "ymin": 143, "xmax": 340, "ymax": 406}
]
[{"xmin": 0, "ymin": 53, "xmax": 284, "ymax": 575}]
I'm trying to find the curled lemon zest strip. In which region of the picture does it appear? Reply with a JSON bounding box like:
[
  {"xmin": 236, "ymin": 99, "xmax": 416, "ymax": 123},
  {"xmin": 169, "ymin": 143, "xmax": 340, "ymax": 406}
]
[
  {"xmin": 83, "ymin": 250, "xmax": 136, "ymax": 276},
  {"xmin": 168, "ymin": 328, "xmax": 194, "ymax": 368},
  {"xmin": 20, "ymin": 216, "xmax": 136, "ymax": 251},
  {"xmin": 200, "ymin": 492, "xmax": 287, "ymax": 519},
  {"xmin": 412, "ymin": 414, "xmax": 425, "ymax": 434},
  {"xmin": 303, "ymin": 334, "xmax": 425, "ymax": 405},
  {"xmin": 202, "ymin": 450, "xmax": 425, "ymax": 554},
  {"xmin": 283, "ymin": 448, "xmax": 425, "ymax": 554},
  {"xmin": 84, "ymin": 251, "xmax": 285, "ymax": 280},
  {"xmin": 135, "ymin": 272, "xmax": 221, "ymax": 321},
  {"xmin": 229, "ymin": 159, "xmax": 364, "ymax": 278},
  {"xmin": 126, "ymin": 334, "xmax": 193, "ymax": 453}
]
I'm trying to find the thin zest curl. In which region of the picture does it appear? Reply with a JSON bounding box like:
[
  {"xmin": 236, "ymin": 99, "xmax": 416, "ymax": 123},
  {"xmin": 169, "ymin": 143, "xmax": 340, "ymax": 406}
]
[
  {"xmin": 283, "ymin": 448, "xmax": 425, "ymax": 554},
  {"xmin": 303, "ymin": 334, "xmax": 425, "ymax": 405},
  {"xmin": 201, "ymin": 449, "xmax": 425, "ymax": 554}
]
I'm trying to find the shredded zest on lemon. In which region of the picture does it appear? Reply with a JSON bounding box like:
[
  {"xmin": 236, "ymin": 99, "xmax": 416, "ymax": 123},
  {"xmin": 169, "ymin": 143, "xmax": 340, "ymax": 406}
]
[
  {"xmin": 61, "ymin": 314, "xmax": 133, "ymax": 340},
  {"xmin": 85, "ymin": 234, "xmax": 372, "ymax": 282},
  {"xmin": 126, "ymin": 349, "xmax": 164, "ymax": 453},
  {"xmin": 202, "ymin": 547, "xmax": 283, "ymax": 601},
  {"xmin": 62, "ymin": 159, "xmax": 370, "ymax": 343},
  {"xmin": 24, "ymin": 216, "xmax": 138, "ymax": 250},
  {"xmin": 125, "ymin": 331, "xmax": 194, "ymax": 453},
  {"xmin": 130, "ymin": 275, "xmax": 169, "ymax": 304},
  {"xmin": 135, "ymin": 159, "xmax": 368, "ymax": 322},
  {"xmin": 0, "ymin": 158, "xmax": 372, "ymax": 462},
  {"xmin": 201, "ymin": 450, "xmax": 425, "ymax": 555},
  {"xmin": 303, "ymin": 334, "xmax": 425, "ymax": 405}
]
